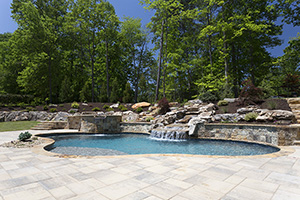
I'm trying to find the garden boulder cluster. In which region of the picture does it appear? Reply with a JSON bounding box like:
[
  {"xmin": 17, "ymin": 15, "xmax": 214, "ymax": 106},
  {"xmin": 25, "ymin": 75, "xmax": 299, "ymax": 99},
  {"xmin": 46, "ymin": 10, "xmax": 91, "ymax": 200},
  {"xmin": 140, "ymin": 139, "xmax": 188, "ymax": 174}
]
[{"xmin": 0, "ymin": 99, "xmax": 296, "ymax": 126}]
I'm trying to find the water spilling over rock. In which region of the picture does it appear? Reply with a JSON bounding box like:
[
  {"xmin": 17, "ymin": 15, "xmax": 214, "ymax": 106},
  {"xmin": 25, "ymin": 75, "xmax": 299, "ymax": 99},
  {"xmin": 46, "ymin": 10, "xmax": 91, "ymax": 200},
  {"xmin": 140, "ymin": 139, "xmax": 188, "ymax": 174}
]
[{"xmin": 150, "ymin": 126, "xmax": 189, "ymax": 140}]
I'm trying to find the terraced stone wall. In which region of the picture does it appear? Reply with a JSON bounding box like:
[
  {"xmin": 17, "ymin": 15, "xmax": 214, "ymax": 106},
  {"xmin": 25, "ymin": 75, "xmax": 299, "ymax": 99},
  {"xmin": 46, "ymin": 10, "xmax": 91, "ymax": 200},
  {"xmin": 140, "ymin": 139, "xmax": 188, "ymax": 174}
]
[
  {"xmin": 120, "ymin": 122, "xmax": 152, "ymax": 134},
  {"xmin": 79, "ymin": 115, "xmax": 122, "ymax": 133},
  {"xmin": 196, "ymin": 123, "xmax": 299, "ymax": 146}
]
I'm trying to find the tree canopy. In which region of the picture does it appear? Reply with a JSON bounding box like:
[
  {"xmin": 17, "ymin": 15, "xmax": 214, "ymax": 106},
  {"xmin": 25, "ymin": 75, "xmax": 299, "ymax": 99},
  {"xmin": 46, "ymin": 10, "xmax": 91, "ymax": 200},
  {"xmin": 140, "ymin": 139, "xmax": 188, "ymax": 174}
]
[{"xmin": 0, "ymin": 0, "xmax": 299, "ymax": 104}]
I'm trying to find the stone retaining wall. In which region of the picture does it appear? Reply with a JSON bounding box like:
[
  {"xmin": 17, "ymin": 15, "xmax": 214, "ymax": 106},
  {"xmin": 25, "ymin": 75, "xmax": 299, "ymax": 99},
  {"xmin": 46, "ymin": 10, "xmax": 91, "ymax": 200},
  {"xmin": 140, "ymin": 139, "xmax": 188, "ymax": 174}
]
[
  {"xmin": 79, "ymin": 115, "xmax": 122, "ymax": 133},
  {"xmin": 120, "ymin": 122, "xmax": 152, "ymax": 134},
  {"xmin": 196, "ymin": 123, "xmax": 299, "ymax": 146}
]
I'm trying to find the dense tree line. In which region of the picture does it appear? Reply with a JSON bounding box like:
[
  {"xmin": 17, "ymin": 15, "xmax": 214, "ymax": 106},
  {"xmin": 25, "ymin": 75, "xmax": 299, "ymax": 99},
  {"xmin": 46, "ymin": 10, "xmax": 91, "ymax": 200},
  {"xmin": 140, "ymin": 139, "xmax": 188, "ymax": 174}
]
[{"xmin": 0, "ymin": 0, "xmax": 299, "ymax": 104}]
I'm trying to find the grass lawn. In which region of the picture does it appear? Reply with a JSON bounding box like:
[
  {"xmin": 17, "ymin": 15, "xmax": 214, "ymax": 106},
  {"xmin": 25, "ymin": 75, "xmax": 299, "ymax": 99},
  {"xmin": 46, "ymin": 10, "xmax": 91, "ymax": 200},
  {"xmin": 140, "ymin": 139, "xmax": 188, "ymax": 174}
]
[{"xmin": 0, "ymin": 121, "xmax": 39, "ymax": 132}]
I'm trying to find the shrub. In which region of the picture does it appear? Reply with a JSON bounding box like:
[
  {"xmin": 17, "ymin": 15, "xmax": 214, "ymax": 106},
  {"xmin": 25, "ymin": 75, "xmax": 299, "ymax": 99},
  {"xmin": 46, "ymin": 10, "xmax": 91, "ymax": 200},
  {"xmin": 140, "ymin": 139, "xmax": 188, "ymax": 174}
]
[
  {"xmin": 0, "ymin": 94, "xmax": 34, "ymax": 104},
  {"xmin": 217, "ymin": 100, "xmax": 228, "ymax": 107},
  {"xmin": 106, "ymin": 107, "xmax": 114, "ymax": 112},
  {"xmin": 92, "ymin": 107, "xmax": 101, "ymax": 111},
  {"xmin": 50, "ymin": 108, "xmax": 57, "ymax": 113},
  {"xmin": 267, "ymin": 101, "xmax": 277, "ymax": 110},
  {"xmin": 26, "ymin": 107, "xmax": 35, "ymax": 111},
  {"xmin": 103, "ymin": 104, "xmax": 109, "ymax": 109},
  {"xmin": 146, "ymin": 117, "xmax": 154, "ymax": 122},
  {"xmin": 18, "ymin": 131, "xmax": 32, "ymax": 141},
  {"xmin": 71, "ymin": 102, "xmax": 79, "ymax": 109},
  {"xmin": 198, "ymin": 90, "xmax": 219, "ymax": 102},
  {"xmin": 118, "ymin": 105, "xmax": 128, "ymax": 111},
  {"xmin": 43, "ymin": 105, "xmax": 48, "ymax": 110},
  {"xmin": 158, "ymin": 97, "xmax": 170, "ymax": 114},
  {"xmin": 239, "ymin": 78, "xmax": 263, "ymax": 105},
  {"xmin": 17, "ymin": 102, "xmax": 27, "ymax": 109},
  {"xmin": 69, "ymin": 109, "xmax": 76, "ymax": 113},
  {"xmin": 59, "ymin": 104, "xmax": 64, "ymax": 107},
  {"xmin": 122, "ymin": 82, "xmax": 134, "ymax": 103},
  {"xmin": 135, "ymin": 107, "xmax": 143, "ymax": 113},
  {"xmin": 245, "ymin": 112, "xmax": 258, "ymax": 122},
  {"xmin": 221, "ymin": 107, "xmax": 228, "ymax": 113}
]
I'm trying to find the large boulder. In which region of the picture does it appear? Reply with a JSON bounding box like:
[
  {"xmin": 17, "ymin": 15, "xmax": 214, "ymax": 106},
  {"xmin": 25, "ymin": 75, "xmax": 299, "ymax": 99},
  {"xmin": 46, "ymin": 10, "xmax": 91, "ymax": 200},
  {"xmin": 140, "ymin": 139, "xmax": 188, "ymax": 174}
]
[
  {"xmin": 199, "ymin": 103, "xmax": 216, "ymax": 113},
  {"xmin": 51, "ymin": 112, "xmax": 70, "ymax": 121},
  {"xmin": 188, "ymin": 117, "xmax": 205, "ymax": 136},
  {"xmin": 271, "ymin": 110, "xmax": 294, "ymax": 120},
  {"xmin": 237, "ymin": 106, "xmax": 259, "ymax": 114},
  {"xmin": 132, "ymin": 102, "xmax": 151, "ymax": 109},
  {"xmin": 122, "ymin": 111, "xmax": 139, "ymax": 122}
]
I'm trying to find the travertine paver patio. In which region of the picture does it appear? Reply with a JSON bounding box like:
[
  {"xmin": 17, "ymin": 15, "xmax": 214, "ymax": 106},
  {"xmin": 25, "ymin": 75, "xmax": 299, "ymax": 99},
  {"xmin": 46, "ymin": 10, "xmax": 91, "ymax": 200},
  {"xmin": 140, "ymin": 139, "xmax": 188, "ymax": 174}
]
[{"xmin": 0, "ymin": 130, "xmax": 300, "ymax": 200}]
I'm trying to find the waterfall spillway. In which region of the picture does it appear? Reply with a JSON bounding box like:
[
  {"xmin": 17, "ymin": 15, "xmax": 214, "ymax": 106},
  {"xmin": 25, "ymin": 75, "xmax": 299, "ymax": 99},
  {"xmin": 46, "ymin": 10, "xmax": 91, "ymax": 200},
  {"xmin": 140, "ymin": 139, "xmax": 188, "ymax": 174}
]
[{"xmin": 150, "ymin": 126, "xmax": 189, "ymax": 140}]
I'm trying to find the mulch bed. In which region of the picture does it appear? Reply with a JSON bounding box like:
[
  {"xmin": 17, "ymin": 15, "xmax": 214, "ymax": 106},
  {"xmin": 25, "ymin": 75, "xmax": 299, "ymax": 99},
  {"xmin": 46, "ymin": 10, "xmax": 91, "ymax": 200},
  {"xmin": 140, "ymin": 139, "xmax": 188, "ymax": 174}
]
[{"xmin": 215, "ymin": 99, "xmax": 291, "ymax": 114}]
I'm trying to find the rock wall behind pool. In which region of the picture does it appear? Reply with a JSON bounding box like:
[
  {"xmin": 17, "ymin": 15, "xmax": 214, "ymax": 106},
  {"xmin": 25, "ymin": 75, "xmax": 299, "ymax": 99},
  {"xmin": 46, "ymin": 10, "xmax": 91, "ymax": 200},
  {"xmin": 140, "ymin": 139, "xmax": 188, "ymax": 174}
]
[
  {"xmin": 79, "ymin": 115, "xmax": 121, "ymax": 133},
  {"xmin": 195, "ymin": 123, "xmax": 299, "ymax": 146}
]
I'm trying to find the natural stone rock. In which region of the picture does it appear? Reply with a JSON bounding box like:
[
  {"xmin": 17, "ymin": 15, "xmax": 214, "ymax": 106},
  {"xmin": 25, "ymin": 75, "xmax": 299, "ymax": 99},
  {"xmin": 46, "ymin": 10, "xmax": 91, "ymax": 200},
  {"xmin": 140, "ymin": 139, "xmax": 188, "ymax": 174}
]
[
  {"xmin": 169, "ymin": 102, "xmax": 179, "ymax": 107},
  {"xmin": 110, "ymin": 103, "xmax": 119, "ymax": 109},
  {"xmin": 68, "ymin": 108, "xmax": 78, "ymax": 113},
  {"xmin": 122, "ymin": 111, "xmax": 139, "ymax": 122},
  {"xmin": 132, "ymin": 102, "xmax": 151, "ymax": 109},
  {"xmin": 224, "ymin": 98, "xmax": 237, "ymax": 103},
  {"xmin": 198, "ymin": 111, "xmax": 214, "ymax": 120},
  {"xmin": 271, "ymin": 110, "xmax": 294, "ymax": 120},
  {"xmin": 51, "ymin": 112, "xmax": 70, "ymax": 121},
  {"xmin": 237, "ymin": 106, "xmax": 258, "ymax": 114},
  {"xmin": 176, "ymin": 115, "xmax": 193, "ymax": 124},
  {"xmin": 188, "ymin": 117, "xmax": 205, "ymax": 136},
  {"xmin": 188, "ymin": 99, "xmax": 203, "ymax": 104},
  {"xmin": 113, "ymin": 112, "xmax": 123, "ymax": 116},
  {"xmin": 213, "ymin": 113, "xmax": 239, "ymax": 122},
  {"xmin": 199, "ymin": 103, "xmax": 216, "ymax": 113},
  {"xmin": 105, "ymin": 111, "xmax": 114, "ymax": 115}
]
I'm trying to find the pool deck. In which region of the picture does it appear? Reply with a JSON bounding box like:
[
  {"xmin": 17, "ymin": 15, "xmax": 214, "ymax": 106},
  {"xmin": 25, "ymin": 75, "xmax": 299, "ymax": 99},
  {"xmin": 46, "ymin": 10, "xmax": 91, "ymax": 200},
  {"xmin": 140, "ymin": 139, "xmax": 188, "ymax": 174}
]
[{"xmin": 0, "ymin": 130, "xmax": 300, "ymax": 200}]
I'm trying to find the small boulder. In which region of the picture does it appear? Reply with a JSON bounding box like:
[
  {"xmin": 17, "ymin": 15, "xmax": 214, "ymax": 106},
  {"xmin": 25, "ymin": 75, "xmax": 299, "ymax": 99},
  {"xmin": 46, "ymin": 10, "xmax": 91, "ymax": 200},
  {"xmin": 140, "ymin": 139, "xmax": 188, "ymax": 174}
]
[{"xmin": 132, "ymin": 102, "xmax": 151, "ymax": 109}]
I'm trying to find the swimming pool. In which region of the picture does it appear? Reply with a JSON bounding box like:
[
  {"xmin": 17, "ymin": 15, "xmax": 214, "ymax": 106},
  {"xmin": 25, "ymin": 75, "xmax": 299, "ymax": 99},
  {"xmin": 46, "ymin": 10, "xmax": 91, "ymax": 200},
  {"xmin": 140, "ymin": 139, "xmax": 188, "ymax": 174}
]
[{"xmin": 40, "ymin": 133, "xmax": 280, "ymax": 156}]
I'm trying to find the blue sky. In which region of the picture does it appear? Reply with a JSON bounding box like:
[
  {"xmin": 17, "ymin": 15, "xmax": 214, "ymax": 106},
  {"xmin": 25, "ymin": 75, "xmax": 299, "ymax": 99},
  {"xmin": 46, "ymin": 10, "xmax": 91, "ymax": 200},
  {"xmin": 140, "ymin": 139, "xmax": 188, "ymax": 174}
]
[{"xmin": 0, "ymin": 0, "xmax": 299, "ymax": 57}]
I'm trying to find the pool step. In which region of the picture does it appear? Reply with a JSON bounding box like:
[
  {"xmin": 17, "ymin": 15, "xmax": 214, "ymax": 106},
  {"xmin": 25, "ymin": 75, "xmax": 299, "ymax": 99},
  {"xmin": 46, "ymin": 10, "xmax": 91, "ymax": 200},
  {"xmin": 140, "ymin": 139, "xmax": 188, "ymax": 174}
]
[{"xmin": 31, "ymin": 121, "xmax": 67, "ymax": 130}]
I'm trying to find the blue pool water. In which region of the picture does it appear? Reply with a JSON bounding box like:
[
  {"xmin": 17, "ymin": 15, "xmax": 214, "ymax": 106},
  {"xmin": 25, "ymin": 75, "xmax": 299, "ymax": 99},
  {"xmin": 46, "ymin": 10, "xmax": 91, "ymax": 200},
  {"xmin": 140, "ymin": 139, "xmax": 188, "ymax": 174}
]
[{"xmin": 42, "ymin": 133, "xmax": 280, "ymax": 156}]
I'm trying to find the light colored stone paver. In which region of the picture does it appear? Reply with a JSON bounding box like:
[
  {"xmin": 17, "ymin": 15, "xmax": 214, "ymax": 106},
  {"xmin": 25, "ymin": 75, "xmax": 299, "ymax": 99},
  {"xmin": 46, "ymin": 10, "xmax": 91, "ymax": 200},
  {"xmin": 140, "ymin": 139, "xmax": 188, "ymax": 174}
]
[{"xmin": 0, "ymin": 130, "xmax": 300, "ymax": 199}]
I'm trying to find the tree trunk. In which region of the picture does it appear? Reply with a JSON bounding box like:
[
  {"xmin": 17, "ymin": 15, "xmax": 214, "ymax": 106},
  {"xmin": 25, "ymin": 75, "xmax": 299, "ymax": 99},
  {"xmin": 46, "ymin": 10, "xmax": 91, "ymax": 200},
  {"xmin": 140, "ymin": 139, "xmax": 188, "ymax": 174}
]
[
  {"xmin": 207, "ymin": 11, "xmax": 213, "ymax": 74},
  {"xmin": 134, "ymin": 42, "xmax": 145, "ymax": 103},
  {"xmin": 163, "ymin": 22, "xmax": 168, "ymax": 98},
  {"xmin": 155, "ymin": 19, "xmax": 164, "ymax": 102},
  {"xmin": 222, "ymin": 6, "xmax": 228, "ymax": 83},
  {"xmin": 48, "ymin": 51, "xmax": 52, "ymax": 103},
  {"xmin": 105, "ymin": 39, "xmax": 110, "ymax": 102}
]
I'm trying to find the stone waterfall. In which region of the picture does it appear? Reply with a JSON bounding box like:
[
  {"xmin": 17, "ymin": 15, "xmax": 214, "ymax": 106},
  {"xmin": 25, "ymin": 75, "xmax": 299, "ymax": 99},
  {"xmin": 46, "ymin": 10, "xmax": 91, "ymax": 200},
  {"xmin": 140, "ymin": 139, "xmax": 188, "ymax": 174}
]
[{"xmin": 150, "ymin": 125, "xmax": 189, "ymax": 140}]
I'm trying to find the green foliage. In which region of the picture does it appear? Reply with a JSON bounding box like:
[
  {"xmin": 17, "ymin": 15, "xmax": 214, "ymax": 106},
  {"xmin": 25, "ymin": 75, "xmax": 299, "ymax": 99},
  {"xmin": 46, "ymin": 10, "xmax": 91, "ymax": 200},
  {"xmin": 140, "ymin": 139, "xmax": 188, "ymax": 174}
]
[
  {"xmin": 198, "ymin": 90, "xmax": 219, "ymax": 103},
  {"xmin": 135, "ymin": 107, "xmax": 143, "ymax": 113},
  {"xmin": 106, "ymin": 107, "xmax": 114, "ymax": 112},
  {"xmin": 103, "ymin": 105, "xmax": 109, "ymax": 109},
  {"xmin": 25, "ymin": 107, "xmax": 35, "ymax": 111},
  {"xmin": 245, "ymin": 112, "xmax": 258, "ymax": 122},
  {"xmin": 110, "ymin": 78, "xmax": 122, "ymax": 103},
  {"xmin": 49, "ymin": 108, "xmax": 57, "ymax": 113},
  {"xmin": 17, "ymin": 102, "xmax": 27, "ymax": 109},
  {"xmin": 267, "ymin": 101, "xmax": 277, "ymax": 110},
  {"xmin": 0, "ymin": 94, "xmax": 33, "ymax": 104},
  {"xmin": 123, "ymin": 82, "xmax": 134, "ymax": 103},
  {"xmin": 146, "ymin": 117, "xmax": 154, "ymax": 122},
  {"xmin": 118, "ymin": 105, "xmax": 128, "ymax": 111},
  {"xmin": 18, "ymin": 131, "xmax": 32, "ymax": 141},
  {"xmin": 92, "ymin": 107, "xmax": 101, "ymax": 111},
  {"xmin": 69, "ymin": 109, "xmax": 76, "ymax": 113},
  {"xmin": 217, "ymin": 100, "xmax": 229, "ymax": 107},
  {"xmin": 43, "ymin": 105, "xmax": 48, "ymax": 111},
  {"xmin": 71, "ymin": 102, "xmax": 79, "ymax": 109}
]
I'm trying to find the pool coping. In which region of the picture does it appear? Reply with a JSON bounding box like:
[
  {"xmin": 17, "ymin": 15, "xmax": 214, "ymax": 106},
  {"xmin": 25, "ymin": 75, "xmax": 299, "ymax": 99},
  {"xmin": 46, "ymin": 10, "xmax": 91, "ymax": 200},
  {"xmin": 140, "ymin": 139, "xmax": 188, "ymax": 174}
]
[{"xmin": 31, "ymin": 132, "xmax": 295, "ymax": 159}]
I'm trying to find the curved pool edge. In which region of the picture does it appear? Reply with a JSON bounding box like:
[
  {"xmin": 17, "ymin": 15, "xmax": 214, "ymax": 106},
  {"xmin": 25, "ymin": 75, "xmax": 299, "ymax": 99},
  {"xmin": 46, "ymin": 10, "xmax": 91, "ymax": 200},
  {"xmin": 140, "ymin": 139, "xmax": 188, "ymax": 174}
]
[{"xmin": 31, "ymin": 132, "xmax": 295, "ymax": 159}]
